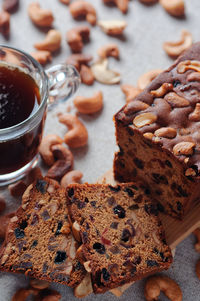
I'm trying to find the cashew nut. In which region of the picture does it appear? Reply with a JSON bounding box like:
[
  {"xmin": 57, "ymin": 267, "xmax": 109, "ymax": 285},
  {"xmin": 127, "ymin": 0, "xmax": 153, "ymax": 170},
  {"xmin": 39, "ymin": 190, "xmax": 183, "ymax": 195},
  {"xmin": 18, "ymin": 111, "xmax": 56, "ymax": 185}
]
[
  {"xmin": 66, "ymin": 25, "xmax": 90, "ymax": 53},
  {"xmin": 193, "ymin": 228, "xmax": 200, "ymax": 252},
  {"xmin": 163, "ymin": 30, "xmax": 192, "ymax": 58},
  {"xmin": 69, "ymin": 0, "xmax": 97, "ymax": 26},
  {"xmin": 144, "ymin": 275, "xmax": 182, "ymax": 301},
  {"xmin": 91, "ymin": 58, "xmax": 120, "ymax": 85},
  {"xmin": 74, "ymin": 273, "xmax": 93, "ymax": 298},
  {"xmin": 196, "ymin": 259, "xmax": 200, "ymax": 280},
  {"xmin": 61, "ymin": 170, "xmax": 83, "ymax": 188},
  {"xmin": 74, "ymin": 91, "xmax": 103, "ymax": 114},
  {"xmin": 30, "ymin": 279, "xmax": 49, "ymax": 290},
  {"xmin": 28, "ymin": 2, "xmax": 54, "ymax": 27},
  {"xmin": 0, "ymin": 196, "xmax": 6, "ymax": 214},
  {"xmin": 98, "ymin": 43, "xmax": 119, "ymax": 59},
  {"xmin": 121, "ymin": 84, "xmax": 142, "ymax": 102},
  {"xmin": 58, "ymin": 114, "xmax": 88, "ymax": 148},
  {"xmin": 80, "ymin": 65, "xmax": 94, "ymax": 85},
  {"xmin": 34, "ymin": 30, "xmax": 62, "ymax": 52},
  {"xmin": 137, "ymin": 69, "xmax": 163, "ymax": 90},
  {"xmin": 59, "ymin": 0, "xmax": 70, "ymax": 4},
  {"xmin": 66, "ymin": 54, "xmax": 93, "ymax": 71},
  {"xmin": 39, "ymin": 134, "xmax": 63, "ymax": 166},
  {"xmin": 3, "ymin": 0, "xmax": 19, "ymax": 13},
  {"xmin": 98, "ymin": 20, "xmax": 127, "ymax": 35},
  {"xmin": 159, "ymin": 0, "xmax": 185, "ymax": 17},
  {"xmin": 8, "ymin": 180, "xmax": 27, "ymax": 197},
  {"xmin": 139, "ymin": 0, "xmax": 158, "ymax": 4},
  {"xmin": 0, "ymin": 10, "xmax": 10, "ymax": 36},
  {"xmin": 12, "ymin": 288, "xmax": 36, "ymax": 301},
  {"xmin": 31, "ymin": 50, "xmax": 52, "ymax": 66},
  {"xmin": 46, "ymin": 144, "xmax": 74, "ymax": 181},
  {"xmin": 103, "ymin": 0, "xmax": 129, "ymax": 14}
]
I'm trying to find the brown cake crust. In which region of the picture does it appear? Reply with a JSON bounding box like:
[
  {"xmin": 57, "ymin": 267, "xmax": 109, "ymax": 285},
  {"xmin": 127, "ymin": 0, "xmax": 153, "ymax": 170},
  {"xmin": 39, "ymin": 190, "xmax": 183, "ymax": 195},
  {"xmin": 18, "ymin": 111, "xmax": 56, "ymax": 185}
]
[
  {"xmin": 114, "ymin": 42, "xmax": 200, "ymax": 219},
  {"xmin": 66, "ymin": 183, "xmax": 172, "ymax": 293},
  {"xmin": 0, "ymin": 178, "xmax": 86, "ymax": 287}
]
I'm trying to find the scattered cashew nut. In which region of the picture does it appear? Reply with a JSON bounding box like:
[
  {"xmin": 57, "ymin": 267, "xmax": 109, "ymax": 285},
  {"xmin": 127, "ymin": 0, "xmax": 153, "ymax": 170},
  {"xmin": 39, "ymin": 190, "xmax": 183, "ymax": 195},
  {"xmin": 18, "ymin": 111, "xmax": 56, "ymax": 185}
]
[
  {"xmin": 103, "ymin": 0, "xmax": 129, "ymax": 14},
  {"xmin": 8, "ymin": 181, "xmax": 27, "ymax": 197},
  {"xmin": 46, "ymin": 144, "xmax": 74, "ymax": 181},
  {"xmin": 34, "ymin": 289, "xmax": 61, "ymax": 301},
  {"xmin": 58, "ymin": 113, "xmax": 88, "ymax": 148},
  {"xmin": 34, "ymin": 30, "xmax": 62, "ymax": 52},
  {"xmin": 74, "ymin": 91, "xmax": 103, "ymax": 114},
  {"xmin": 12, "ymin": 288, "xmax": 36, "ymax": 301},
  {"xmin": 66, "ymin": 54, "xmax": 93, "ymax": 71},
  {"xmin": 0, "ymin": 11, "xmax": 10, "ymax": 36},
  {"xmin": 74, "ymin": 273, "xmax": 93, "ymax": 298},
  {"xmin": 144, "ymin": 275, "xmax": 182, "ymax": 301},
  {"xmin": 28, "ymin": 2, "xmax": 54, "ymax": 27},
  {"xmin": 80, "ymin": 65, "xmax": 94, "ymax": 85},
  {"xmin": 0, "ymin": 196, "xmax": 6, "ymax": 213},
  {"xmin": 31, "ymin": 50, "xmax": 52, "ymax": 66},
  {"xmin": 159, "ymin": 0, "xmax": 185, "ymax": 17},
  {"xmin": 91, "ymin": 58, "xmax": 120, "ymax": 85},
  {"xmin": 137, "ymin": 69, "xmax": 163, "ymax": 90},
  {"xmin": 69, "ymin": 0, "xmax": 97, "ymax": 26},
  {"xmin": 3, "ymin": 0, "xmax": 19, "ymax": 13},
  {"xmin": 30, "ymin": 279, "xmax": 49, "ymax": 290},
  {"xmin": 39, "ymin": 134, "xmax": 63, "ymax": 166},
  {"xmin": 196, "ymin": 259, "xmax": 200, "ymax": 280},
  {"xmin": 98, "ymin": 20, "xmax": 127, "ymax": 35},
  {"xmin": 59, "ymin": 0, "xmax": 70, "ymax": 4},
  {"xmin": 139, "ymin": 0, "xmax": 158, "ymax": 4},
  {"xmin": 98, "ymin": 43, "xmax": 119, "ymax": 59},
  {"xmin": 121, "ymin": 84, "xmax": 142, "ymax": 102},
  {"xmin": 163, "ymin": 30, "xmax": 192, "ymax": 58},
  {"xmin": 66, "ymin": 25, "xmax": 90, "ymax": 53},
  {"xmin": 61, "ymin": 170, "xmax": 83, "ymax": 188},
  {"xmin": 193, "ymin": 228, "xmax": 200, "ymax": 252}
]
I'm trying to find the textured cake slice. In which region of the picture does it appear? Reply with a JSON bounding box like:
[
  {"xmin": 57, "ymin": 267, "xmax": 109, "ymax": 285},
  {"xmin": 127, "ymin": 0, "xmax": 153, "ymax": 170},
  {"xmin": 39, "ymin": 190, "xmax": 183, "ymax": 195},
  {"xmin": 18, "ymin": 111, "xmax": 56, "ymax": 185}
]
[
  {"xmin": 114, "ymin": 42, "xmax": 200, "ymax": 219},
  {"xmin": 66, "ymin": 183, "xmax": 173, "ymax": 293},
  {"xmin": 0, "ymin": 178, "xmax": 86, "ymax": 287}
]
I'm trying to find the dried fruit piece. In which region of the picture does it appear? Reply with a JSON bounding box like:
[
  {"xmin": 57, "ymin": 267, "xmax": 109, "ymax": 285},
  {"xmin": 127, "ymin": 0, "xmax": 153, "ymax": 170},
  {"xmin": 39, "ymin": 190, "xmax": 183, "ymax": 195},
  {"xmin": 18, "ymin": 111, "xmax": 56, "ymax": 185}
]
[
  {"xmin": 98, "ymin": 20, "xmax": 127, "ymax": 35},
  {"xmin": 91, "ymin": 59, "xmax": 120, "ymax": 85},
  {"xmin": 154, "ymin": 127, "xmax": 177, "ymax": 139},
  {"xmin": 173, "ymin": 142, "xmax": 195, "ymax": 156},
  {"xmin": 133, "ymin": 112, "xmax": 157, "ymax": 128}
]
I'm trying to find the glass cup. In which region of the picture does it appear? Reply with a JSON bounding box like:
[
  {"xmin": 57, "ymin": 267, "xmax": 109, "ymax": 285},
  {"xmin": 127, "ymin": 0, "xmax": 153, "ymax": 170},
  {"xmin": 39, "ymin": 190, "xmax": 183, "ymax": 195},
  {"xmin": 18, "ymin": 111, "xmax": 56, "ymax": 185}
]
[{"xmin": 0, "ymin": 45, "xmax": 80, "ymax": 186}]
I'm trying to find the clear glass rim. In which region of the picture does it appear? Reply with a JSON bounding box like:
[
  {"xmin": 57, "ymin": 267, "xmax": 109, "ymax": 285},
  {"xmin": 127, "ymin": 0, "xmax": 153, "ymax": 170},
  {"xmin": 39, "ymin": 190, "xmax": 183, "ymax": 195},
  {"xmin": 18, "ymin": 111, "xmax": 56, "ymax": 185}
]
[{"xmin": 0, "ymin": 45, "xmax": 49, "ymax": 135}]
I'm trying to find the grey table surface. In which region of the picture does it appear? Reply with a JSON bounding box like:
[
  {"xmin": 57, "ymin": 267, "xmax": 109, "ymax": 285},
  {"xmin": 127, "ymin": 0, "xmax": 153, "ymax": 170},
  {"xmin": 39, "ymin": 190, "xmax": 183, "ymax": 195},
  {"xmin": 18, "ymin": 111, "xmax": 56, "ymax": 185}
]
[{"xmin": 1, "ymin": 0, "xmax": 200, "ymax": 300}]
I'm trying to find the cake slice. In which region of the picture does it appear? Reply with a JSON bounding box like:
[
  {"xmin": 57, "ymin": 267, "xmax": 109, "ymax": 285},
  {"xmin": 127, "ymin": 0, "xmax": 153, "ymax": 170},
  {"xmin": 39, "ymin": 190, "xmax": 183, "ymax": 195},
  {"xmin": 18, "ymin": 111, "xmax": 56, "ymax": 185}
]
[
  {"xmin": 0, "ymin": 178, "xmax": 86, "ymax": 288},
  {"xmin": 114, "ymin": 42, "xmax": 200, "ymax": 219},
  {"xmin": 66, "ymin": 183, "xmax": 173, "ymax": 293}
]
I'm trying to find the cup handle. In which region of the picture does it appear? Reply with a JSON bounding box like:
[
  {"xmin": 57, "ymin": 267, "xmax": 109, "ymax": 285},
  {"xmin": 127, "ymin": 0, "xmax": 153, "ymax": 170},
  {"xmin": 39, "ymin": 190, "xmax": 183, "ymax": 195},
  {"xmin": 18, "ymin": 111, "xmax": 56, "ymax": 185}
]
[{"xmin": 45, "ymin": 64, "xmax": 80, "ymax": 109}]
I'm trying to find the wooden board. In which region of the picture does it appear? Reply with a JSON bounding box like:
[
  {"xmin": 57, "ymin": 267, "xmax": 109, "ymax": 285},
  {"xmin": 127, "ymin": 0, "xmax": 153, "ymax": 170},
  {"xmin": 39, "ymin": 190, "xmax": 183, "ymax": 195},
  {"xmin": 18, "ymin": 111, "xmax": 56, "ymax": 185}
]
[{"xmin": 97, "ymin": 168, "xmax": 200, "ymax": 250}]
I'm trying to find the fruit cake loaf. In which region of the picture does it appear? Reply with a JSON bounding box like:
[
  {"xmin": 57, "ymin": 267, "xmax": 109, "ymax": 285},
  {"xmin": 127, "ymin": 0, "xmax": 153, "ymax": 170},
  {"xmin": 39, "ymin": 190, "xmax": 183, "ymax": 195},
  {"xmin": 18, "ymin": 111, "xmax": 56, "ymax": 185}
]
[
  {"xmin": 114, "ymin": 42, "xmax": 200, "ymax": 219},
  {"xmin": 0, "ymin": 178, "xmax": 86, "ymax": 287},
  {"xmin": 66, "ymin": 183, "xmax": 173, "ymax": 293}
]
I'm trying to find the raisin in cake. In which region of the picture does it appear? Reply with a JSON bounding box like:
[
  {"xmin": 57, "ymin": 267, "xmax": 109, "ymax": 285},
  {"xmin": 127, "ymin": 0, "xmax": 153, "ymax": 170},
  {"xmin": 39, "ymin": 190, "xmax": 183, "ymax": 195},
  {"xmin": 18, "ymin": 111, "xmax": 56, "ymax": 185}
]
[
  {"xmin": 0, "ymin": 178, "xmax": 86, "ymax": 287},
  {"xmin": 66, "ymin": 183, "xmax": 172, "ymax": 293},
  {"xmin": 114, "ymin": 42, "xmax": 200, "ymax": 219}
]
